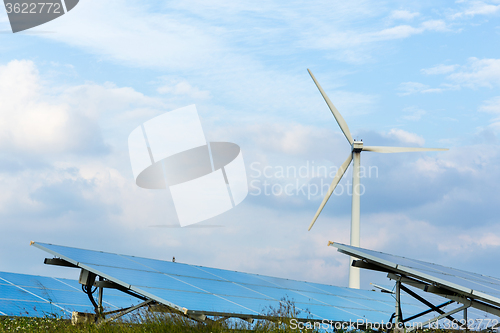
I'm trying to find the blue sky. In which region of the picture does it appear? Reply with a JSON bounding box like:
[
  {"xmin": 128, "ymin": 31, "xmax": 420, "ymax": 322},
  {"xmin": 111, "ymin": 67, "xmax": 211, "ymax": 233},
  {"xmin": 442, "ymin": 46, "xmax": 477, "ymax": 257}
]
[{"xmin": 1, "ymin": 0, "xmax": 500, "ymax": 290}]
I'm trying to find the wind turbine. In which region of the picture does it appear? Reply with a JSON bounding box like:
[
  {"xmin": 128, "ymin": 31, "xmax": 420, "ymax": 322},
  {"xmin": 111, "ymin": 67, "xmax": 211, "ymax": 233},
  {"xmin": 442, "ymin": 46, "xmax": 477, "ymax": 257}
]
[{"xmin": 306, "ymin": 69, "xmax": 448, "ymax": 289}]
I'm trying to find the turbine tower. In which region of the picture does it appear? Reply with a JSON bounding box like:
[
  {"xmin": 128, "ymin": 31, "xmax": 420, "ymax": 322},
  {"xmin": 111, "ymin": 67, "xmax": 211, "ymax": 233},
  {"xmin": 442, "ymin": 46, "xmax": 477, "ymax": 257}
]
[{"xmin": 306, "ymin": 69, "xmax": 448, "ymax": 289}]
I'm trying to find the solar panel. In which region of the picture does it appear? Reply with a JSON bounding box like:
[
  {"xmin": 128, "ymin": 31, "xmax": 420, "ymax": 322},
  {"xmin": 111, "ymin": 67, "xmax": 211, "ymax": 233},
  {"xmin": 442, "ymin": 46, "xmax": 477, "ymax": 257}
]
[
  {"xmin": 31, "ymin": 241, "xmax": 466, "ymax": 325},
  {"xmin": 331, "ymin": 242, "xmax": 500, "ymax": 306},
  {"xmin": 0, "ymin": 271, "xmax": 138, "ymax": 318},
  {"xmin": 330, "ymin": 242, "xmax": 500, "ymax": 330}
]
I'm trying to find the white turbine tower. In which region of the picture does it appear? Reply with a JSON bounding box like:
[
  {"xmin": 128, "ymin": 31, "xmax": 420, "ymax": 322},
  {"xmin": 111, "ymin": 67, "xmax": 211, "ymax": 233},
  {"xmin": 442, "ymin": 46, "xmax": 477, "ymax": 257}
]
[{"xmin": 306, "ymin": 69, "xmax": 448, "ymax": 289}]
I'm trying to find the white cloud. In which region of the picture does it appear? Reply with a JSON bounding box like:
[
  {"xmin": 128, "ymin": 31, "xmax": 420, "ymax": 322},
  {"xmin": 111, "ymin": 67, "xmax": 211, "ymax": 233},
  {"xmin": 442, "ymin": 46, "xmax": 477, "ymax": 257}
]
[
  {"xmin": 245, "ymin": 123, "xmax": 332, "ymax": 156},
  {"xmin": 0, "ymin": 60, "xmax": 170, "ymax": 157},
  {"xmin": 390, "ymin": 10, "xmax": 420, "ymax": 20},
  {"xmin": 479, "ymin": 96, "xmax": 500, "ymax": 114},
  {"xmin": 421, "ymin": 64, "xmax": 458, "ymax": 75},
  {"xmin": 157, "ymin": 80, "xmax": 211, "ymax": 100},
  {"xmin": 373, "ymin": 25, "xmax": 422, "ymax": 40},
  {"xmin": 459, "ymin": 232, "xmax": 500, "ymax": 248},
  {"xmin": 64, "ymin": 82, "xmax": 162, "ymax": 120},
  {"xmin": 316, "ymin": 20, "xmax": 449, "ymax": 52},
  {"xmin": 326, "ymin": 90, "xmax": 378, "ymax": 117},
  {"xmin": 447, "ymin": 57, "xmax": 500, "ymax": 88},
  {"xmin": 22, "ymin": 0, "xmax": 455, "ymax": 69},
  {"xmin": 39, "ymin": 0, "xmax": 225, "ymax": 70},
  {"xmin": 451, "ymin": 0, "xmax": 500, "ymax": 19},
  {"xmin": 416, "ymin": 145, "xmax": 489, "ymax": 174},
  {"xmin": 0, "ymin": 60, "xmax": 102, "ymax": 155},
  {"xmin": 384, "ymin": 128, "xmax": 425, "ymax": 146},
  {"xmin": 398, "ymin": 82, "xmax": 443, "ymax": 95},
  {"xmin": 414, "ymin": 58, "xmax": 500, "ymax": 94},
  {"xmin": 420, "ymin": 19, "xmax": 449, "ymax": 32},
  {"xmin": 376, "ymin": 19, "xmax": 448, "ymax": 38},
  {"xmin": 398, "ymin": 58, "xmax": 500, "ymax": 99},
  {"xmin": 362, "ymin": 213, "xmax": 500, "ymax": 259},
  {"xmin": 414, "ymin": 156, "xmax": 458, "ymax": 175},
  {"xmin": 402, "ymin": 106, "xmax": 426, "ymax": 121}
]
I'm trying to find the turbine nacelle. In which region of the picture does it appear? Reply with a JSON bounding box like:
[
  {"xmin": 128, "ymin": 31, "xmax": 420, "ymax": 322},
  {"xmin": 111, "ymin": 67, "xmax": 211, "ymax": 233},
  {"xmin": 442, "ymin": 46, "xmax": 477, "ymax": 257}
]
[{"xmin": 352, "ymin": 141, "xmax": 363, "ymax": 152}]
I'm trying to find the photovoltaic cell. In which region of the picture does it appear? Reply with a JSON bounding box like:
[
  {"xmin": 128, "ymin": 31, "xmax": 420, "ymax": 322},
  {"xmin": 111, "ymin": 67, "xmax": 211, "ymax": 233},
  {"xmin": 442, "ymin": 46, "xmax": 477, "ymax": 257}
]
[
  {"xmin": 0, "ymin": 271, "xmax": 138, "ymax": 318},
  {"xmin": 331, "ymin": 242, "xmax": 500, "ymax": 311},
  {"xmin": 32, "ymin": 242, "xmax": 473, "ymax": 323}
]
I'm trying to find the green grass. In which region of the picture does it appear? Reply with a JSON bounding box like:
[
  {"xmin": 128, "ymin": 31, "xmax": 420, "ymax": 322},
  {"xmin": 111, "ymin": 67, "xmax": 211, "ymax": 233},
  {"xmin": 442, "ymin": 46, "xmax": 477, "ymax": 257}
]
[
  {"xmin": 0, "ymin": 314, "xmax": 321, "ymax": 333},
  {"xmin": 0, "ymin": 296, "xmax": 322, "ymax": 332},
  {"xmin": 0, "ymin": 315, "xmax": 478, "ymax": 332},
  {"xmin": 0, "ymin": 297, "xmax": 316, "ymax": 332}
]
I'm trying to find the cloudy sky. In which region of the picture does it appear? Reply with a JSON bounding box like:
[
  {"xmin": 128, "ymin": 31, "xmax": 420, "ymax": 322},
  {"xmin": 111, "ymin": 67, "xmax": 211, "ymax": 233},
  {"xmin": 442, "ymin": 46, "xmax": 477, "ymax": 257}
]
[{"xmin": 1, "ymin": 0, "xmax": 500, "ymax": 291}]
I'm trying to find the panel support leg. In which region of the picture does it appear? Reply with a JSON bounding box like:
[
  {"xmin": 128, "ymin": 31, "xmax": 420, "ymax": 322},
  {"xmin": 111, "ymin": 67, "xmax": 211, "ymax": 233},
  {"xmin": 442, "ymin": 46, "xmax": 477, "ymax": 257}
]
[
  {"xmin": 463, "ymin": 308, "xmax": 468, "ymax": 331},
  {"xmin": 395, "ymin": 279, "xmax": 402, "ymax": 329},
  {"xmin": 97, "ymin": 276, "xmax": 103, "ymax": 317}
]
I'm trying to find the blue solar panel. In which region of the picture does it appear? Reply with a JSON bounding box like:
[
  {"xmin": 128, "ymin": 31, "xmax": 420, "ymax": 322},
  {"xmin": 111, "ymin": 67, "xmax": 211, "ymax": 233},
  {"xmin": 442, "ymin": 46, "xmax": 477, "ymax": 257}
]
[
  {"xmin": 0, "ymin": 271, "xmax": 138, "ymax": 318},
  {"xmin": 330, "ymin": 242, "xmax": 500, "ymax": 328},
  {"xmin": 331, "ymin": 242, "xmax": 500, "ymax": 309},
  {"xmin": 32, "ymin": 241, "xmax": 471, "ymax": 324}
]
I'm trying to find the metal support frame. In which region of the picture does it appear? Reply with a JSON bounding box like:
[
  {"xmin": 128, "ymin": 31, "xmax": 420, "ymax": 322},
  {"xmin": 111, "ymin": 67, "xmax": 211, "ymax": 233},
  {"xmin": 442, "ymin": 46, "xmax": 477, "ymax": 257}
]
[
  {"xmin": 383, "ymin": 273, "xmax": 500, "ymax": 331},
  {"xmin": 386, "ymin": 273, "xmax": 472, "ymax": 330},
  {"xmin": 100, "ymin": 299, "xmax": 154, "ymax": 324},
  {"xmin": 44, "ymin": 258, "xmax": 78, "ymax": 268},
  {"xmin": 387, "ymin": 273, "xmax": 500, "ymax": 318},
  {"xmin": 352, "ymin": 260, "xmax": 395, "ymax": 273},
  {"xmin": 406, "ymin": 302, "xmax": 471, "ymax": 332},
  {"xmin": 403, "ymin": 300, "xmax": 454, "ymax": 323},
  {"xmin": 44, "ymin": 258, "xmax": 154, "ymax": 323},
  {"xmin": 398, "ymin": 284, "xmax": 457, "ymax": 323}
]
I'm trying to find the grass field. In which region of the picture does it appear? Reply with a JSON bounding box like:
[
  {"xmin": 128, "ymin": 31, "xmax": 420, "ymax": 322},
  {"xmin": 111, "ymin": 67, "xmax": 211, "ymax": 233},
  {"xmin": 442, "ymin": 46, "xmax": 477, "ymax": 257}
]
[
  {"xmin": 0, "ymin": 298, "xmax": 475, "ymax": 333},
  {"xmin": 0, "ymin": 315, "xmax": 317, "ymax": 333},
  {"xmin": 1, "ymin": 316, "xmax": 482, "ymax": 333},
  {"xmin": 0, "ymin": 298, "xmax": 318, "ymax": 332}
]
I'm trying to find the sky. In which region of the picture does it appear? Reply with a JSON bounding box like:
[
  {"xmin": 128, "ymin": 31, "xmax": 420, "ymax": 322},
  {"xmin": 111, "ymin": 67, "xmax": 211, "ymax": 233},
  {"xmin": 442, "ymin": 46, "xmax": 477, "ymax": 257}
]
[{"xmin": 0, "ymin": 0, "xmax": 500, "ymax": 291}]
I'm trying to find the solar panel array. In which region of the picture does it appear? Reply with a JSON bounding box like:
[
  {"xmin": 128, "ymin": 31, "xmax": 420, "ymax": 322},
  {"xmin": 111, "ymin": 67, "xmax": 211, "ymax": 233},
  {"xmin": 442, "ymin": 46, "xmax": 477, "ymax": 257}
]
[
  {"xmin": 0, "ymin": 271, "xmax": 138, "ymax": 318},
  {"xmin": 332, "ymin": 242, "xmax": 500, "ymax": 313},
  {"xmin": 32, "ymin": 242, "xmax": 463, "ymax": 323}
]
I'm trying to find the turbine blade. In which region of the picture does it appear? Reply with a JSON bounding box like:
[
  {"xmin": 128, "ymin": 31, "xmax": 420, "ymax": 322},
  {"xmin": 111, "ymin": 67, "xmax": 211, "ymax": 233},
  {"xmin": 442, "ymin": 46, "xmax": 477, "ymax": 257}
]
[
  {"xmin": 308, "ymin": 69, "xmax": 354, "ymax": 145},
  {"xmin": 362, "ymin": 146, "xmax": 449, "ymax": 153},
  {"xmin": 308, "ymin": 153, "xmax": 353, "ymax": 231}
]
